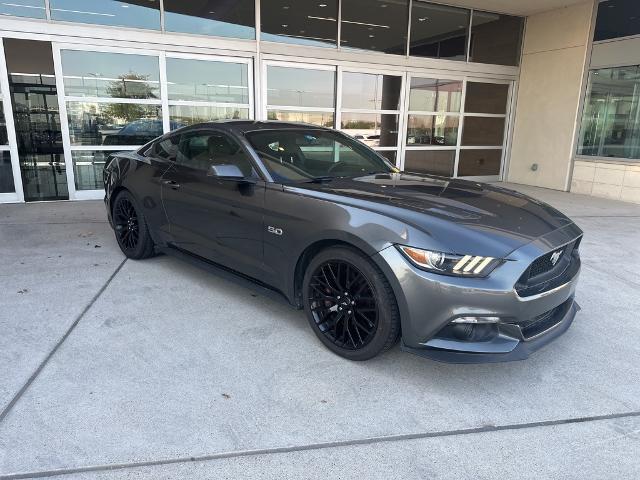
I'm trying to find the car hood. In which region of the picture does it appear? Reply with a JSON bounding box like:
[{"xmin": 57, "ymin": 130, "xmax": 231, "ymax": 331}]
[{"xmin": 294, "ymin": 173, "xmax": 576, "ymax": 257}]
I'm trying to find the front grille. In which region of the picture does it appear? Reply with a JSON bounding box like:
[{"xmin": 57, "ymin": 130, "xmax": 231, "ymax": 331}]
[
  {"xmin": 518, "ymin": 298, "xmax": 572, "ymax": 339},
  {"xmin": 515, "ymin": 236, "xmax": 582, "ymax": 297},
  {"xmin": 529, "ymin": 248, "xmax": 565, "ymax": 278}
]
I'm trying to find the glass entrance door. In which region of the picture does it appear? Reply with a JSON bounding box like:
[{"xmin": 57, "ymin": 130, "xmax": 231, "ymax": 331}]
[{"xmin": 4, "ymin": 38, "xmax": 68, "ymax": 201}]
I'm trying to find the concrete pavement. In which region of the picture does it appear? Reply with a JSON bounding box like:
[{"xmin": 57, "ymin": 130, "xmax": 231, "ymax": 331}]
[{"xmin": 0, "ymin": 183, "xmax": 639, "ymax": 479}]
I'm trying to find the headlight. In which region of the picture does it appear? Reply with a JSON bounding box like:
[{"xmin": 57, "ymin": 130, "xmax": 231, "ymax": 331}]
[{"xmin": 397, "ymin": 245, "xmax": 501, "ymax": 277}]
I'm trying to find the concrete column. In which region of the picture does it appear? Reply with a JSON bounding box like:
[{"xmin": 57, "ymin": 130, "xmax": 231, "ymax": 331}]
[{"xmin": 507, "ymin": 1, "xmax": 594, "ymax": 190}]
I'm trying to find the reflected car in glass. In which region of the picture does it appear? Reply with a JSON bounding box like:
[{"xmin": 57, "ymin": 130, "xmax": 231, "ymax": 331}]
[{"xmin": 104, "ymin": 121, "xmax": 582, "ymax": 362}]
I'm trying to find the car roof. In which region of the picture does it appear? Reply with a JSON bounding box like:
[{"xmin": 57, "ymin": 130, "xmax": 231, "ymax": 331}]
[{"xmin": 179, "ymin": 120, "xmax": 334, "ymax": 135}]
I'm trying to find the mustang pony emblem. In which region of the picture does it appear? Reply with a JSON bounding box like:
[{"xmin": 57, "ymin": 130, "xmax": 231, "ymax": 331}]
[{"xmin": 550, "ymin": 249, "xmax": 563, "ymax": 266}]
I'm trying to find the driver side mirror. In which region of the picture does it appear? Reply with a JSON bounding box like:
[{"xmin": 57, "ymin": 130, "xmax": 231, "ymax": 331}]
[{"xmin": 207, "ymin": 164, "xmax": 245, "ymax": 179}]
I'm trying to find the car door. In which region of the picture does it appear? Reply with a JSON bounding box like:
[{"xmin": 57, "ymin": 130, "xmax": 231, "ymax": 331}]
[{"xmin": 160, "ymin": 128, "xmax": 267, "ymax": 280}]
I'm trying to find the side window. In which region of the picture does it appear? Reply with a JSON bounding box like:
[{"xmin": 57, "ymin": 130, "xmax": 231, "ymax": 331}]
[
  {"xmin": 153, "ymin": 135, "xmax": 180, "ymax": 161},
  {"xmin": 176, "ymin": 131, "xmax": 256, "ymax": 177}
]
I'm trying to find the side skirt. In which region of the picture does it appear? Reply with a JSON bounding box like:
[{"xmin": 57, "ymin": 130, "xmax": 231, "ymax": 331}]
[{"xmin": 158, "ymin": 245, "xmax": 299, "ymax": 310}]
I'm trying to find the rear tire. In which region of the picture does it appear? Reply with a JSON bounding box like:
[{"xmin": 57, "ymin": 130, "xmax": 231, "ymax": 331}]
[
  {"xmin": 302, "ymin": 246, "xmax": 400, "ymax": 361},
  {"xmin": 112, "ymin": 190, "xmax": 155, "ymax": 260}
]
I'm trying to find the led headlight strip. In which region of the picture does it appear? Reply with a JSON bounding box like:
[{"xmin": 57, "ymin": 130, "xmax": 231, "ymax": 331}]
[{"xmin": 453, "ymin": 255, "xmax": 495, "ymax": 274}]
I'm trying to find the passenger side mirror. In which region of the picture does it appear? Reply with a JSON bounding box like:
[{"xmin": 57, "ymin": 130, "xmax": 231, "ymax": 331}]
[{"xmin": 207, "ymin": 164, "xmax": 245, "ymax": 179}]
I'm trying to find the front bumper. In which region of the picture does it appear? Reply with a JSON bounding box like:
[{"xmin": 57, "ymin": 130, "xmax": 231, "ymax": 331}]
[{"xmin": 372, "ymin": 223, "xmax": 582, "ymax": 363}]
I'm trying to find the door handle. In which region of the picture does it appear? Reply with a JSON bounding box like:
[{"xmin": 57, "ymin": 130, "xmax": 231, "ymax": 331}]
[{"xmin": 163, "ymin": 180, "xmax": 181, "ymax": 189}]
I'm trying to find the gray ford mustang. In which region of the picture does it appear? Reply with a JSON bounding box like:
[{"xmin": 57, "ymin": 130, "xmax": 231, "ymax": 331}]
[{"xmin": 104, "ymin": 121, "xmax": 582, "ymax": 363}]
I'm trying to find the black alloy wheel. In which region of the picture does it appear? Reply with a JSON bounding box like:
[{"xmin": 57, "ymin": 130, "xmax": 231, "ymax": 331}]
[
  {"xmin": 114, "ymin": 196, "xmax": 139, "ymax": 250},
  {"xmin": 303, "ymin": 246, "xmax": 400, "ymax": 360},
  {"xmin": 112, "ymin": 190, "xmax": 155, "ymax": 259},
  {"xmin": 308, "ymin": 260, "xmax": 378, "ymax": 350}
]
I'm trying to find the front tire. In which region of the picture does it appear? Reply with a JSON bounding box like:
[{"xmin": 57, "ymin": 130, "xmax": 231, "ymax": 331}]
[
  {"xmin": 112, "ymin": 190, "xmax": 155, "ymax": 259},
  {"xmin": 302, "ymin": 246, "xmax": 400, "ymax": 361}
]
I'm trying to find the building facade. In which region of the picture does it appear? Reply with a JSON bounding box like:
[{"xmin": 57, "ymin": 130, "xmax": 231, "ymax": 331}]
[{"xmin": 0, "ymin": 0, "xmax": 636, "ymax": 205}]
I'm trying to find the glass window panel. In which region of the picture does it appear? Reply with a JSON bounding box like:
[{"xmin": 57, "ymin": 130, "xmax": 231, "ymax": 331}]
[
  {"xmin": 404, "ymin": 149, "xmax": 454, "ymax": 176},
  {"xmin": 267, "ymin": 110, "xmax": 334, "ymax": 128},
  {"xmin": 67, "ymin": 102, "xmax": 162, "ymax": 146},
  {"xmin": 169, "ymin": 105, "xmax": 249, "ymax": 128},
  {"xmin": 470, "ymin": 11, "xmax": 524, "ymax": 66},
  {"xmin": 0, "ymin": 151, "xmax": 15, "ymax": 193},
  {"xmin": 71, "ymin": 150, "xmax": 119, "ymax": 190},
  {"xmin": 406, "ymin": 114, "xmax": 458, "ymax": 146},
  {"xmin": 267, "ymin": 66, "xmax": 335, "ymax": 108},
  {"xmin": 464, "ymin": 82, "xmax": 509, "ymax": 114},
  {"xmin": 61, "ymin": 50, "xmax": 160, "ymax": 99},
  {"xmin": 342, "ymin": 72, "xmax": 401, "ymax": 110},
  {"xmin": 409, "ymin": 78, "xmax": 462, "ymax": 112},
  {"xmin": 462, "ymin": 117, "xmax": 505, "ymax": 146},
  {"xmin": 50, "ymin": 1, "xmax": 161, "ymax": 30},
  {"xmin": 0, "ymin": 101, "xmax": 8, "ymax": 145},
  {"xmin": 0, "ymin": 0, "xmax": 46, "ymax": 19},
  {"xmin": 458, "ymin": 149, "xmax": 502, "ymax": 176},
  {"xmin": 409, "ymin": 1, "xmax": 469, "ymax": 61},
  {"xmin": 341, "ymin": 113, "xmax": 398, "ymax": 147},
  {"xmin": 164, "ymin": 0, "xmax": 255, "ymax": 39},
  {"xmin": 377, "ymin": 150, "xmax": 397, "ymax": 165},
  {"xmin": 578, "ymin": 66, "xmax": 640, "ymax": 160},
  {"xmin": 261, "ymin": 0, "xmax": 337, "ymax": 47},
  {"xmin": 4, "ymin": 38, "xmax": 68, "ymax": 201},
  {"xmin": 340, "ymin": 0, "xmax": 408, "ymax": 55},
  {"xmin": 166, "ymin": 58, "xmax": 249, "ymax": 103},
  {"xmin": 594, "ymin": 0, "xmax": 640, "ymax": 41}
]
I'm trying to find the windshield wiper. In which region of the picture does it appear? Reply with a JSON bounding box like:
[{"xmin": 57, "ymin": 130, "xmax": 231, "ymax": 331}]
[{"xmin": 303, "ymin": 175, "xmax": 338, "ymax": 183}]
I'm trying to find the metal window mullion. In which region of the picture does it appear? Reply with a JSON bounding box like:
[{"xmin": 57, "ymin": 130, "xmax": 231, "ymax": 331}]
[
  {"xmin": 266, "ymin": 105, "xmax": 335, "ymax": 112},
  {"xmin": 44, "ymin": 0, "xmax": 51, "ymax": 21},
  {"xmin": 159, "ymin": 52, "xmax": 170, "ymax": 133},
  {"xmin": 335, "ymin": 65, "xmax": 343, "ymax": 131},
  {"xmin": 69, "ymin": 145, "xmax": 145, "ymax": 151},
  {"xmin": 337, "ymin": 0, "xmax": 342, "ymax": 50},
  {"xmin": 405, "ymin": 146, "xmax": 457, "ymax": 150},
  {"xmin": 64, "ymin": 96, "xmax": 163, "ymax": 105},
  {"xmin": 52, "ymin": 43, "xmax": 77, "ymax": 199},
  {"xmin": 454, "ymin": 77, "xmax": 468, "ymax": 177},
  {"xmin": 0, "ymin": 37, "xmax": 24, "ymax": 202},
  {"xmin": 166, "ymin": 99, "xmax": 251, "ymax": 108},
  {"xmin": 159, "ymin": 0, "xmax": 165, "ymax": 33},
  {"xmin": 466, "ymin": 8, "xmax": 473, "ymax": 63},
  {"xmin": 399, "ymin": 72, "xmax": 413, "ymax": 171},
  {"xmin": 406, "ymin": 0, "xmax": 412, "ymax": 58}
]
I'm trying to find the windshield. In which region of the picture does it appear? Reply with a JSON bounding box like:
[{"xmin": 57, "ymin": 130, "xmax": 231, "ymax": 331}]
[{"xmin": 245, "ymin": 129, "xmax": 395, "ymax": 183}]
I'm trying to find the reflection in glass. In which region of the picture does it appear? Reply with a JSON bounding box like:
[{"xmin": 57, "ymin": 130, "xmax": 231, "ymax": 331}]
[
  {"xmin": 267, "ymin": 66, "xmax": 335, "ymax": 108},
  {"xmin": 0, "ymin": 101, "xmax": 9, "ymax": 144},
  {"xmin": 406, "ymin": 115, "xmax": 458, "ymax": 146},
  {"xmin": 0, "ymin": 0, "xmax": 46, "ymax": 19},
  {"xmin": 72, "ymin": 150, "xmax": 115, "ymax": 190},
  {"xmin": 464, "ymin": 82, "xmax": 509, "ymax": 114},
  {"xmin": 458, "ymin": 149, "xmax": 502, "ymax": 176},
  {"xmin": 470, "ymin": 11, "xmax": 524, "ymax": 66},
  {"xmin": 0, "ymin": 151, "xmax": 15, "ymax": 193},
  {"xmin": 166, "ymin": 58, "xmax": 249, "ymax": 103},
  {"xmin": 61, "ymin": 50, "xmax": 160, "ymax": 99},
  {"xmin": 377, "ymin": 150, "xmax": 397, "ymax": 165},
  {"xmin": 341, "ymin": 113, "xmax": 398, "ymax": 147},
  {"xmin": 410, "ymin": 1, "xmax": 469, "ymax": 61},
  {"xmin": 261, "ymin": 0, "xmax": 337, "ymax": 47},
  {"xmin": 169, "ymin": 105, "xmax": 248, "ymax": 127},
  {"xmin": 4, "ymin": 38, "xmax": 68, "ymax": 201},
  {"xmin": 340, "ymin": 0, "xmax": 408, "ymax": 55},
  {"xmin": 461, "ymin": 117, "xmax": 505, "ymax": 146},
  {"xmin": 267, "ymin": 110, "xmax": 334, "ymax": 128},
  {"xmin": 404, "ymin": 149, "xmax": 455, "ymax": 176},
  {"xmin": 409, "ymin": 78, "xmax": 462, "ymax": 112},
  {"xmin": 578, "ymin": 66, "xmax": 640, "ymax": 159},
  {"xmin": 342, "ymin": 72, "xmax": 401, "ymax": 110},
  {"xmin": 50, "ymin": 0, "xmax": 161, "ymax": 30},
  {"xmin": 67, "ymin": 102, "xmax": 162, "ymax": 146},
  {"xmin": 594, "ymin": 0, "xmax": 640, "ymax": 42},
  {"xmin": 164, "ymin": 0, "xmax": 255, "ymax": 39}
]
